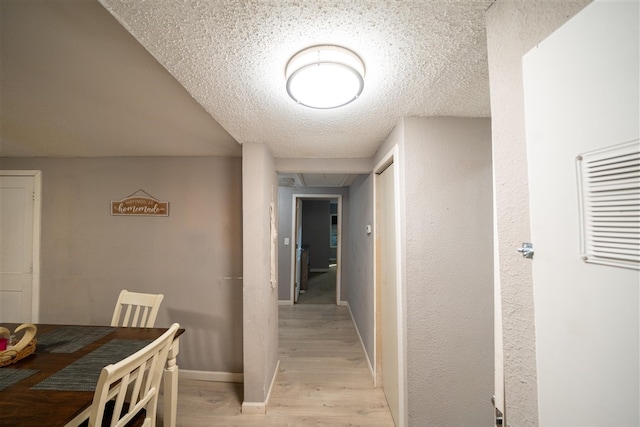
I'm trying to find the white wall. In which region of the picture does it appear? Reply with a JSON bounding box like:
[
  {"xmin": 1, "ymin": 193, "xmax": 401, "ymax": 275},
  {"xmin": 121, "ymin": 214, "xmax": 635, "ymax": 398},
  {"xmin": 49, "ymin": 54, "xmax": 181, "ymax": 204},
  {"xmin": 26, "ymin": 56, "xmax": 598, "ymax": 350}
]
[
  {"xmin": 485, "ymin": 1, "xmax": 591, "ymax": 424},
  {"xmin": 523, "ymin": 1, "xmax": 639, "ymax": 425},
  {"xmin": 275, "ymin": 157, "xmax": 371, "ymax": 174},
  {"xmin": 0, "ymin": 156, "xmax": 243, "ymax": 374}
]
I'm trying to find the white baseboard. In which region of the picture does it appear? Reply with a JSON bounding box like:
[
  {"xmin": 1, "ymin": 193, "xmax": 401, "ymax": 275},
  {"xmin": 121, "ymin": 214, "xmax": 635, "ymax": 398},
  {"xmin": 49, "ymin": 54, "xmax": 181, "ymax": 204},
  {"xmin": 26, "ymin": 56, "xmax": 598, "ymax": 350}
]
[
  {"xmin": 345, "ymin": 302, "xmax": 375, "ymax": 382},
  {"xmin": 241, "ymin": 401, "xmax": 266, "ymax": 415},
  {"xmin": 241, "ymin": 360, "xmax": 280, "ymax": 415},
  {"xmin": 265, "ymin": 359, "xmax": 280, "ymax": 407},
  {"xmin": 180, "ymin": 369, "xmax": 243, "ymax": 383}
]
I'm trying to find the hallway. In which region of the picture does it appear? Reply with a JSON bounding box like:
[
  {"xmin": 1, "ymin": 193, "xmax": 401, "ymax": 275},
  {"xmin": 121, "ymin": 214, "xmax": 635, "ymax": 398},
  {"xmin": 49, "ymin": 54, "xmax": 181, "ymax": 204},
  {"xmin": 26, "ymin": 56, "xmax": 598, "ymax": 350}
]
[
  {"xmin": 297, "ymin": 266, "xmax": 337, "ymax": 304},
  {"xmin": 164, "ymin": 304, "xmax": 394, "ymax": 426}
]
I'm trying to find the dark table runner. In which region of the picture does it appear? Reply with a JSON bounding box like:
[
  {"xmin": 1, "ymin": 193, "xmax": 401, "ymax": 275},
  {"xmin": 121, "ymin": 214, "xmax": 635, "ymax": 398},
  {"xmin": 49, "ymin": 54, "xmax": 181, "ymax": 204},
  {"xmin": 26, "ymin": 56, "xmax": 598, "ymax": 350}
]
[
  {"xmin": 37, "ymin": 326, "xmax": 115, "ymax": 353},
  {"xmin": 32, "ymin": 339, "xmax": 151, "ymax": 391},
  {"xmin": 0, "ymin": 369, "xmax": 38, "ymax": 392}
]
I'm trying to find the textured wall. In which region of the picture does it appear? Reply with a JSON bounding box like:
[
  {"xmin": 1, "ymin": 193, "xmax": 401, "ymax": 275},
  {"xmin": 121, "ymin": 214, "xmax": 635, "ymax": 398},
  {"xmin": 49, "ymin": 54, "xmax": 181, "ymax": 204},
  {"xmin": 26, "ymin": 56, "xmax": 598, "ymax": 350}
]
[
  {"xmin": 242, "ymin": 143, "xmax": 279, "ymax": 407},
  {"xmin": 485, "ymin": 1, "xmax": 591, "ymax": 424},
  {"xmin": 403, "ymin": 117, "xmax": 494, "ymax": 426},
  {"xmin": 0, "ymin": 156, "xmax": 243, "ymax": 373}
]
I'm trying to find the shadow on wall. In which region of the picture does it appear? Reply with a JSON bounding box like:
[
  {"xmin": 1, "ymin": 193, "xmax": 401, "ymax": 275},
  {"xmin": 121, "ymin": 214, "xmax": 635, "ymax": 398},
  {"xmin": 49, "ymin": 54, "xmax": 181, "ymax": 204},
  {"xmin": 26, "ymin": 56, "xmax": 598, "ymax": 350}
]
[{"xmin": 167, "ymin": 280, "xmax": 243, "ymax": 374}]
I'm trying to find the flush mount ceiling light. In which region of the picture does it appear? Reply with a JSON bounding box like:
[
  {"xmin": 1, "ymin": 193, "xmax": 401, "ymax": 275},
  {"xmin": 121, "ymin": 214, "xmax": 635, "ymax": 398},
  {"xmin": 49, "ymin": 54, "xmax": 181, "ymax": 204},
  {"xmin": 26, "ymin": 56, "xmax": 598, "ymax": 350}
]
[{"xmin": 285, "ymin": 45, "xmax": 365, "ymax": 109}]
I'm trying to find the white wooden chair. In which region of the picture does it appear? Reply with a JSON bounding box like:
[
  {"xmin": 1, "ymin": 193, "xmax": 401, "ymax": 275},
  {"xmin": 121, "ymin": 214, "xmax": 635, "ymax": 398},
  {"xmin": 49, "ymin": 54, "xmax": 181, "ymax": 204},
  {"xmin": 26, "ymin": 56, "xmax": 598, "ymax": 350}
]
[
  {"xmin": 85, "ymin": 323, "xmax": 179, "ymax": 427},
  {"xmin": 111, "ymin": 290, "xmax": 164, "ymax": 328}
]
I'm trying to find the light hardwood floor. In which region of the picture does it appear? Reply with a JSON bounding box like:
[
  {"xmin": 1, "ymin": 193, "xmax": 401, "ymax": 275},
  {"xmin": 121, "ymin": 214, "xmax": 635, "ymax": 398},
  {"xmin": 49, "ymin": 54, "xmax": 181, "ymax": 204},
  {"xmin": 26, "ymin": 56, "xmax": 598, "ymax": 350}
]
[{"xmin": 161, "ymin": 304, "xmax": 395, "ymax": 426}]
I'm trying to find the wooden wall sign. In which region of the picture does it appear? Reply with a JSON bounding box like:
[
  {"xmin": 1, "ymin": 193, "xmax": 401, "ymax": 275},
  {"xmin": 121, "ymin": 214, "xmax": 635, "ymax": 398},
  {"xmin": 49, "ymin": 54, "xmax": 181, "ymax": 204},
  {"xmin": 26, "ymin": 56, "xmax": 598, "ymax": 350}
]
[{"xmin": 111, "ymin": 190, "xmax": 169, "ymax": 217}]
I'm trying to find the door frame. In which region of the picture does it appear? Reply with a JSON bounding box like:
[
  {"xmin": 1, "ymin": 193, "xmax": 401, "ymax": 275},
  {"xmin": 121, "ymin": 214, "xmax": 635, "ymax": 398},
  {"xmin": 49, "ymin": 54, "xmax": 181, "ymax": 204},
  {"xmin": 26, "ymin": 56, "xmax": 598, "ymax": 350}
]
[
  {"xmin": 373, "ymin": 146, "xmax": 407, "ymax": 426},
  {"xmin": 0, "ymin": 170, "xmax": 42, "ymax": 322},
  {"xmin": 289, "ymin": 194, "xmax": 342, "ymax": 305}
]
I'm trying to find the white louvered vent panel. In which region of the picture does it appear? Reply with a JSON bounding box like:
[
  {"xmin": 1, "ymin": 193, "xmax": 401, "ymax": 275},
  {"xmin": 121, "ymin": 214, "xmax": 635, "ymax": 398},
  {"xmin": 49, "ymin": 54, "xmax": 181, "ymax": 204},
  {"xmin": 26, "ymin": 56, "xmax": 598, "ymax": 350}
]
[{"xmin": 577, "ymin": 139, "xmax": 640, "ymax": 270}]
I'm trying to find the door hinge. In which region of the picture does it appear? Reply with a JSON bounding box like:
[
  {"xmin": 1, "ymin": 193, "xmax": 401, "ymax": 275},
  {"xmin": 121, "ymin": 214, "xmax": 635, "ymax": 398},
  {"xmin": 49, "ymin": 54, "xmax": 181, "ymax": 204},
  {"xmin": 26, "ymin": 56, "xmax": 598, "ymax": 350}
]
[
  {"xmin": 492, "ymin": 395, "xmax": 504, "ymax": 425},
  {"xmin": 517, "ymin": 242, "xmax": 534, "ymax": 259},
  {"xmin": 33, "ymin": 192, "xmax": 36, "ymax": 201}
]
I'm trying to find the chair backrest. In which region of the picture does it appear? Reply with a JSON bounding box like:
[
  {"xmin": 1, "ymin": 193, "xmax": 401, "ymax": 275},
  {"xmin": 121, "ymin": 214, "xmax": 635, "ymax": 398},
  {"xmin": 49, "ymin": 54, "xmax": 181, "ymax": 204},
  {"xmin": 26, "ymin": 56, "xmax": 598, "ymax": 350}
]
[
  {"xmin": 88, "ymin": 323, "xmax": 180, "ymax": 427},
  {"xmin": 111, "ymin": 290, "xmax": 164, "ymax": 328}
]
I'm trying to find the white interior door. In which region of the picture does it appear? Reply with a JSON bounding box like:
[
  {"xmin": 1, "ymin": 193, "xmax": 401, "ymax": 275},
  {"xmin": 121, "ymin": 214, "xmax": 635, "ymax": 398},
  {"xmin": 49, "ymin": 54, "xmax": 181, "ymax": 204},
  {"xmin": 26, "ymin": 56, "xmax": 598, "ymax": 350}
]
[
  {"xmin": 377, "ymin": 162, "xmax": 399, "ymax": 426},
  {"xmin": 0, "ymin": 173, "xmax": 39, "ymax": 322},
  {"xmin": 523, "ymin": 1, "xmax": 639, "ymax": 425}
]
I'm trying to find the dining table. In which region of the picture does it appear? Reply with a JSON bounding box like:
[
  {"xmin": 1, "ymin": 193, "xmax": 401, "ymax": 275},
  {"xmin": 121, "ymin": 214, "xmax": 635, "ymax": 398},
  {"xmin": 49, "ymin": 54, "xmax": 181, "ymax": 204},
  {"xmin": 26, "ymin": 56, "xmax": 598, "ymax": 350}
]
[{"xmin": 0, "ymin": 323, "xmax": 184, "ymax": 427}]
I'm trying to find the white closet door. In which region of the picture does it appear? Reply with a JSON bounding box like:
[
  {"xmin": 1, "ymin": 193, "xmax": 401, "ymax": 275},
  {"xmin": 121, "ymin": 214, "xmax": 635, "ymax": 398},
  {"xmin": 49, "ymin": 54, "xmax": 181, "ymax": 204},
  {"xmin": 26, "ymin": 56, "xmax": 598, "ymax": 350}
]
[{"xmin": 0, "ymin": 174, "xmax": 36, "ymax": 322}]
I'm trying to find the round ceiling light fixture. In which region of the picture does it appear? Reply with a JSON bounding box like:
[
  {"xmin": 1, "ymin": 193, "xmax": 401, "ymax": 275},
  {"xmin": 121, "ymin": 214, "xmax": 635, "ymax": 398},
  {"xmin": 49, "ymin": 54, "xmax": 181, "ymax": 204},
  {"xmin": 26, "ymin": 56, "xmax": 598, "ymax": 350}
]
[{"xmin": 285, "ymin": 45, "xmax": 365, "ymax": 109}]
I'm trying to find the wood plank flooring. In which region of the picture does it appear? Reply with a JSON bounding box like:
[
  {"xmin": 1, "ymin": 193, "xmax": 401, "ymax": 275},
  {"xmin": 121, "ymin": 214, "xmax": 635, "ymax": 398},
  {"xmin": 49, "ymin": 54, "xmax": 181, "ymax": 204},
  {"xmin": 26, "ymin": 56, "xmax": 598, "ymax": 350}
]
[{"xmin": 161, "ymin": 304, "xmax": 395, "ymax": 426}]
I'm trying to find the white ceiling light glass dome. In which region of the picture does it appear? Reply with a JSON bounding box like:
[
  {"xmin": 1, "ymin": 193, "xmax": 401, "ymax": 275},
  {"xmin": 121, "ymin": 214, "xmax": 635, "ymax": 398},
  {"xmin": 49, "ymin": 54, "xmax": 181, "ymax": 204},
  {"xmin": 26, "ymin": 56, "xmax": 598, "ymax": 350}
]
[{"xmin": 285, "ymin": 45, "xmax": 365, "ymax": 109}]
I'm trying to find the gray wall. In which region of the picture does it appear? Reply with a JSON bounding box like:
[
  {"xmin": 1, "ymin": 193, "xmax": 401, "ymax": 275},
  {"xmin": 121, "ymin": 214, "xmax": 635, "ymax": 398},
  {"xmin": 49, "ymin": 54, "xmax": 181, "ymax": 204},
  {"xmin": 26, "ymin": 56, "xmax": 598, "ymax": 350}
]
[
  {"xmin": 343, "ymin": 174, "xmax": 375, "ymax": 368},
  {"xmin": 242, "ymin": 143, "xmax": 279, "ymax": 408},
  {"xmin": 404, "ymin": 117, "xmax": 493, "ymax": 426},
  {"xmin": 485, "ymin": 1, "xmax": 591, "ymax": 424},
  {"xmin": 0, "ymin": 156, "xmax": 243, "ymax": 373},
  {"xmin": 372, "ymin": 117, "xmax": 494, "ymax": 426}
]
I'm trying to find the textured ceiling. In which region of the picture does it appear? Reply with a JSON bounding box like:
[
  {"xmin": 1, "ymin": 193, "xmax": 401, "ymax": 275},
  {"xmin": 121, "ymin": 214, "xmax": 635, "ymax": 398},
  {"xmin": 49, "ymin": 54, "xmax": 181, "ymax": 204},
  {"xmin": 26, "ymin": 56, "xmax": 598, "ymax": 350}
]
[
  {"xmin": 0, "ymin": 0, "xmax": 493, "ymax": 160},
  {"xmin": 99, "ymin": 0, "xmax": 494, "ymax": 159}
]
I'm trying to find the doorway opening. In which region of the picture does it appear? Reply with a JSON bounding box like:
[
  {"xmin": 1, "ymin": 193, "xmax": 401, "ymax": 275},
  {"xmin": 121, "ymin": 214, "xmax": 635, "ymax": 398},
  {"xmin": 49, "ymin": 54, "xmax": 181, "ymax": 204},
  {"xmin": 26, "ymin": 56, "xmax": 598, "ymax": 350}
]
[{"xmin": 290, "ymin": 194, "xmax": 342, "ymax": 305}]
